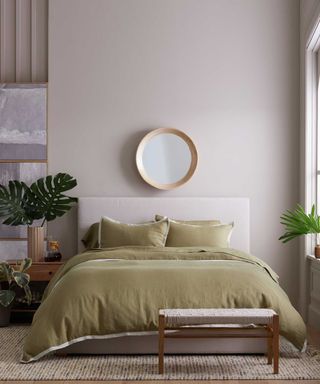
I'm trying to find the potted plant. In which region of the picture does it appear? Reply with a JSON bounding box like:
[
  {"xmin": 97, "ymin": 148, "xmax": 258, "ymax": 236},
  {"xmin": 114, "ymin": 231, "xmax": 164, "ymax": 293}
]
[
  {"xmin": 279, "ymin": 204, "xmax": 320, "ymax": 258},
  {"xmin": 0, "ymin": 258, "xmax": 32, "ymax": 326},
  {"xmin": 0, "ymin": 173, "xmax": 77, "ymax": 261}
]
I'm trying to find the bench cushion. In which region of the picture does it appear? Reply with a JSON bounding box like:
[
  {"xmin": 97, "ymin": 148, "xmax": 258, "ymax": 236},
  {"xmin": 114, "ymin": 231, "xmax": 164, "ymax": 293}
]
[{"xmin": 159, "ymin": 308, "xmax": 277, "ymax": 326}]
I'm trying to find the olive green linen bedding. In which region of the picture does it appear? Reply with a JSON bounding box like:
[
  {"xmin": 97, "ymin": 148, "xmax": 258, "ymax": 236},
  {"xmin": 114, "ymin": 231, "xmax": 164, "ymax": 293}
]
[{"xmin": 22, "ymin": 247, "xmax": 306, "ymax": 362}]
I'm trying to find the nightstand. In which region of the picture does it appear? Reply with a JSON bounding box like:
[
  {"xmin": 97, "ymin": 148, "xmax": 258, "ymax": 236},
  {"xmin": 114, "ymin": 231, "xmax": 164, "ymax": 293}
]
[
  {"xmin": 8, "ymin": 260, "xmax": 64, "ymax": 322},
  {"xmin": 22, "ymin": 261, "xmax": 63, "ymax": 281}
]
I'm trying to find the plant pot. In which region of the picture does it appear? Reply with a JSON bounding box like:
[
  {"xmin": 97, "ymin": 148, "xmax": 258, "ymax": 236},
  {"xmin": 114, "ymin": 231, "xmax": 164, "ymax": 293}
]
[
  {"xmin": 0, "ymin": 305, "xmax": 11, "ymax": 327},
  {"xmin": 315, "ymin": 245, "xmax": 320, "ymax": 258},
  {"xmin": 28, "ymin": 226, "xmax": 44, "ymax": 262}
]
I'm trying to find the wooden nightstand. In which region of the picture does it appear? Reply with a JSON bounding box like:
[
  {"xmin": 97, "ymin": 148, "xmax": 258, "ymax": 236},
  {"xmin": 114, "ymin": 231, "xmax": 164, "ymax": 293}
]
[
  {"xmin": 23, "ymin": 261, "xmax": 63, "ymax": 281},
  {"xmin": 8, "ymin": 260, "xmax": 64, "ymax": 322}
]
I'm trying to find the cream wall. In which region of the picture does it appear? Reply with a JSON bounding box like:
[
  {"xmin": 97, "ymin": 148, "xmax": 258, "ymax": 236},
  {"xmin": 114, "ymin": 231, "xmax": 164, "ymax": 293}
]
[{"xmin": 48, "ymin": 0, "xmax": 300, "ymax": 302}]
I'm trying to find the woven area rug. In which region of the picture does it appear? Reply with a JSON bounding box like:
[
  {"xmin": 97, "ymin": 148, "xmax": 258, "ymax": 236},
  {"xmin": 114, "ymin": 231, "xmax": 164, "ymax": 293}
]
[{"xmin": 1, "ymin": 325, "xmax": 320, "ymax": 380}]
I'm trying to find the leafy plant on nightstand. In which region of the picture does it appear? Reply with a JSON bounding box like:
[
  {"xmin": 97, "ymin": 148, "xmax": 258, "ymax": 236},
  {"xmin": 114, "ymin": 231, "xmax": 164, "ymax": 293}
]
[
  {"xmin": 0, "ymin": 258, "xmax": 32, "ymax": 326},
  {"xmin": 0, "ymin": 173, "xmax": 78, "ymax": 261},
  {"xmin": 279, "ymin": 204, "xmax": 320, "ymax": 258}
]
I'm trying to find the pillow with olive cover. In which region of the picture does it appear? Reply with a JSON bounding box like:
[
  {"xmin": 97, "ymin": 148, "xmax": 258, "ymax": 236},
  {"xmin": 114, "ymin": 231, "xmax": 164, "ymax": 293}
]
[
  {"xmin": 99, "ymin": 216, "xmax": 169, "ymax": 248},
  {"xmin": 82, "ymin": 216, "xmax": 224, "ymax": 249},
  {"xmin": 155, "ymin": 215, "xmax": 232, "ymax": 247},
  {"xmin": 155, "ymin": 214, "xmax": 220, "ymax": 226},
  {"xmin": 82, "ymin": 222, "xmax": 100, "ymax": 249},
  {"xmin": 81, "ymin": 217, "xmax": 174, "ymax": 249}
]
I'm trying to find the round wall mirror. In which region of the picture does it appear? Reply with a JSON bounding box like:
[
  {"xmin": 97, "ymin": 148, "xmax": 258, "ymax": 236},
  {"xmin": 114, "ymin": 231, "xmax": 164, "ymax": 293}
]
[{"xmin": 136, "ymin": 128, "xmax": 198, "ymax": 190}]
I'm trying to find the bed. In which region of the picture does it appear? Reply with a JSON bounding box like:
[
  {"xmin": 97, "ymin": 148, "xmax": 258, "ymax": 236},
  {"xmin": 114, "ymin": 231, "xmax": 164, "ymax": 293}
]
[{"xmin": 21, "ymin": 197, "xmax": 306, "ymax": 362}]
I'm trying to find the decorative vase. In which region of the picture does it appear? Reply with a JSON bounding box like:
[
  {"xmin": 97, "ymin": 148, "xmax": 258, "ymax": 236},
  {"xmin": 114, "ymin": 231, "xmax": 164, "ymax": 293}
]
[
  {"xmin": 27, "ymin": 226, "xmax": 44, "ymax": 262},
  {"xmin": 315, "ymin": 245, "xmax": 320, "ymax": 258},
  {"xmin": 0, "ymin": 305, "xmax": 11, "ymax": 327}
]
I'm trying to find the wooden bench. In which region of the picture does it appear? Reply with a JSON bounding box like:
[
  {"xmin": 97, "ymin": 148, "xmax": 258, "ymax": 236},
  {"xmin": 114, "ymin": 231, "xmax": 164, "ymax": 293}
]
[{"xmin": 158, "ymin": 308, "xmax": 279, "ymax": 374}]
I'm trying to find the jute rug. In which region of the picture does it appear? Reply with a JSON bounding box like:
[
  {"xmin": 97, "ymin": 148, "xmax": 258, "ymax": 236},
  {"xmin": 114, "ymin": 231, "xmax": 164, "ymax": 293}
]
[{"xmin": 1, "ymin": 325, "xmax": 320, "ymax": 380}]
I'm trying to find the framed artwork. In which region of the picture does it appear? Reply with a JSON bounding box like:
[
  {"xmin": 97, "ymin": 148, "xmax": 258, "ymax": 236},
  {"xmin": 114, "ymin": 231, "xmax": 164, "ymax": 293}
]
[{"xmin": 0, "ymin": 83, "xmax": 47, "ymax": 259}]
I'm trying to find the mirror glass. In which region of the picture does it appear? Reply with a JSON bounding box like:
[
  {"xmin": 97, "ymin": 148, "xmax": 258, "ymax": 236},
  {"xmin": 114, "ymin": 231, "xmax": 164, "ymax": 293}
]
[{"xmin": 136, "ymin": 128, "xmax": 198, "ymax": 190}]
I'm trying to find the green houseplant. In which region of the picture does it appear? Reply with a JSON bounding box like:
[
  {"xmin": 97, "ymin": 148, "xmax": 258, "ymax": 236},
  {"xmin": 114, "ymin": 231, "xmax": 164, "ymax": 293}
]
[
  {"xmin": 279, "ymin": 204, "xmax": 320, "ymax": 258},
  {"xmin": 0, "ymin": 258, "xmax": 32, "ymax": 326},
  {"xmin": 0, "ymin": 173, "xmax": 77, "ymax": 261}
]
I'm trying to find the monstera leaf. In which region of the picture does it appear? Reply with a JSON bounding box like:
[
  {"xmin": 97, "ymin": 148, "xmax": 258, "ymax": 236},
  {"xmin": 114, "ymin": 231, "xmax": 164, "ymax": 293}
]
[
  {"xmin": 26, "ymin": 173, "xmax": 77, "ymax": 223},
  {"xmin": 0, "ymin": 173, "xmax": 77, "ymax": 227},
  {"xmin": 0, "ymin": 181, "xmax": 31, "ymax": 226}
]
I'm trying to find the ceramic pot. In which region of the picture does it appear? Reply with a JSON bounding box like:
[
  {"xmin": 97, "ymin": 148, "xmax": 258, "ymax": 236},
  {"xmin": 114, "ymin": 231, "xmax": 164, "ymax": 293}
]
[
  {"xmin": 28, "ymin": 226, "xmax": 44, "ymax": 262},
  {"xmin": 0, "ymin": 305, "xmax": 11, "ymax": 327},
  {"xmin": 315, "ymin": 245, "xmax": 320, "ymax": 258}
]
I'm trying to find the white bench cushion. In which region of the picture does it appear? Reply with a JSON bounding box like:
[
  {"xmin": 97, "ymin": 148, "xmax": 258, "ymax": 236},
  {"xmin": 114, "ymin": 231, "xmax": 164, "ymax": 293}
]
[{"xmin": 159, "ymin": 308, "xmax": 277, "ymax": 326}]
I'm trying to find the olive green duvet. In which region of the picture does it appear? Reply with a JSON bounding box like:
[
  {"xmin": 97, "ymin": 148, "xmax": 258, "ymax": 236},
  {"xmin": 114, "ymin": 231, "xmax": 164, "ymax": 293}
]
[{"xmin": 22, "ymin": 247, "xmax": 306, "ymax": 362}]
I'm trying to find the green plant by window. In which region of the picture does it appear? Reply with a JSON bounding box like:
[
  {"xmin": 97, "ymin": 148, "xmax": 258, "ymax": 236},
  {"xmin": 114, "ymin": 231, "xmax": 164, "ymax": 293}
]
[
  {"xmin": 0, "ymin": 173, "xmax": 77, "ymax": 227},
  {"xmin": 279, "ymin": 204, "xmax": 320, "ymax": 243},
  {"xmin": 0, "ymin": 258, "xmax": 32, "ymax": 307}
]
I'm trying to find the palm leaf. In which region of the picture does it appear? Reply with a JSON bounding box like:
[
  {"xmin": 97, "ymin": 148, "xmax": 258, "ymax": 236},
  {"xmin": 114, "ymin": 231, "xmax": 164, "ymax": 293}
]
[
  {"xmin": 279, "ymin": 204, "xmax": 320, "ymax": 243},
  {"xmin": 26, "ymin": 173, "xmax": 77, "ymax": 224}
]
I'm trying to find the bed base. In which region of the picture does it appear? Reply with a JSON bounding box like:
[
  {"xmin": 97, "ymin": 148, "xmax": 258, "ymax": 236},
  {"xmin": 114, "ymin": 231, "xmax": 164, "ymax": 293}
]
[{"xmin": 60, "ymin": 332, "xmax": 267, "ymax": 355}]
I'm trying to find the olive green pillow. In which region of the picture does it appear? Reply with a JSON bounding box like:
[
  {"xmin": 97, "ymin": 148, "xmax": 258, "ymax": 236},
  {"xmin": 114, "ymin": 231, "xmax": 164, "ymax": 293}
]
[
  {"xmin": 155, "ymin": 215, "xmax": 221, "ymax": 226},
  {"xmin": 158, "ymin": 218, "xmax": 233, "ymax": 247},
  {"xmin": 99, "ymin": 216, "xmax": 169, "ymax": 248},
  {"xmin": 82, "ymin": 222, "xmax": 100, "ymax": 249}
]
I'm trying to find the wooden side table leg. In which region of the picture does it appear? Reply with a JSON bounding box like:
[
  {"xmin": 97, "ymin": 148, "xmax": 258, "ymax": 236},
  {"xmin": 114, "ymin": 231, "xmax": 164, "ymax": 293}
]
[
  {"xmin": 272, "ymin": 314, "xmax": 279, "ymax": 374},
  {"xmin": 158, "ymin": 314, "xmax": 165, "ymax": 374}
]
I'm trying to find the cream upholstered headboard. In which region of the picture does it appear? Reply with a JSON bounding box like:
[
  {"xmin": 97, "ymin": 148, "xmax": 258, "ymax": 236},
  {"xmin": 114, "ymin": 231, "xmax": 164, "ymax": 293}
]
[{"xmin": 77, "ymin": 197, "xmax": 250, "ymax": 253}]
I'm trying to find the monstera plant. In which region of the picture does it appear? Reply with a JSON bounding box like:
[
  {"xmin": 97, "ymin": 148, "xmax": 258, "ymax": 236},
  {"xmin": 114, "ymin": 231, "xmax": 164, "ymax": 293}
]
[
  {"xmin": 0, "ymin": 173, "xmax": 77, "ymax": 260},
  {"xmin": 0, "ymin": 173, "xmax": 77, "ymax": 226},
  {"xmin": 0, "ymin": 258, "xmax": 32, "ymax": 326}
]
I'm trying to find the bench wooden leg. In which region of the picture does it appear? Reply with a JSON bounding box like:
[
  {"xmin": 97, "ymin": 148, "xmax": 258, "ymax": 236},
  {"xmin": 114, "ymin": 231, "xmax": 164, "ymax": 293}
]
[
  {"xmin": 272, "ymin": 314, "xmax": 279, "ymax": 374},
  {"xmin": 267, "ymin": 335, "xmax": 273, "ymax": 365},
  {"xmin": 158, "ymin": 314, "xmax": 165, "ymax": 374}
]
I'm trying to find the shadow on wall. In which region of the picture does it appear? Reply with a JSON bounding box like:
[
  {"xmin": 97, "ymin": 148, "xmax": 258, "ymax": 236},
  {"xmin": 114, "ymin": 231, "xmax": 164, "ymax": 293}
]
[
  {"xmin": 48, "ymin": 205, "xmax": 77, "ymax": 259},
  {"xmin": 119, "ymin": 129, "xmax": 163, "ymax": 194}
]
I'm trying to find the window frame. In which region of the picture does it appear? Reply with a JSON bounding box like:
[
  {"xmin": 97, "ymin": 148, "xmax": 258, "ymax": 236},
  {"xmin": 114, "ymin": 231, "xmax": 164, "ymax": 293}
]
[
  {"xmin": 305, "ymin": 20, "xmax": 320, "ymax": 255},
  {"xmin": 301, "ymin": 8, "xmax": 320, "ymax": 319}
]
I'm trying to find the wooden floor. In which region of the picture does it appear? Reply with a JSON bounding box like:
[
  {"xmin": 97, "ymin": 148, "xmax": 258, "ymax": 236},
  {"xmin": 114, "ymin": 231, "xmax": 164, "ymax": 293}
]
[{"xmin": 1, "ymin": 328, "xmax": 320, "ymax": 384}]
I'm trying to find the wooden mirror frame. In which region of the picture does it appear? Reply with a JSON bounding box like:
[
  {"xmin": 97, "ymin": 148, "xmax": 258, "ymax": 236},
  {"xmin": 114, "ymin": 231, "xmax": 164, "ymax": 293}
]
[{"xmin": 136, "ymin": 128, "xmax": 198, "ymax": 190}]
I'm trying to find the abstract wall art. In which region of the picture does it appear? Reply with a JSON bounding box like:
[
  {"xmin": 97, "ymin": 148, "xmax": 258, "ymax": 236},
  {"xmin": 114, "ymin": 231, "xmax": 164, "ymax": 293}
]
[{"xmin": 0, "ymin": 84, "xmax": 47, "ymax": 259}]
